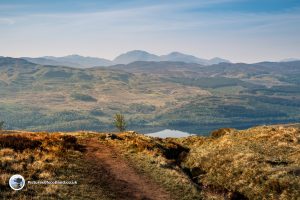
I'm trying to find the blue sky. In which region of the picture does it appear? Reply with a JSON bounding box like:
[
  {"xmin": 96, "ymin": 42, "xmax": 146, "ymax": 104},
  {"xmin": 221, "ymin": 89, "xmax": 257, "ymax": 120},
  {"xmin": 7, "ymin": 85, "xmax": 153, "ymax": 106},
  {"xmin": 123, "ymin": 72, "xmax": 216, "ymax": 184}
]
[{"xmin": 0, "ymin": 0, "xmax": 299, "ymax": 62}]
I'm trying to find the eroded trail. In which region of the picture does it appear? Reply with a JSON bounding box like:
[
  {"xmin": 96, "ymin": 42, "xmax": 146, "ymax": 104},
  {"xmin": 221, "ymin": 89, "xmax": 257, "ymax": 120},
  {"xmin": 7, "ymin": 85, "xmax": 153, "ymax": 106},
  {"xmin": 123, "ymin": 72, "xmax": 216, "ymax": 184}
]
[{"xmin": 83, "ymin": 138, "xmax": 172, "ymax": 200}]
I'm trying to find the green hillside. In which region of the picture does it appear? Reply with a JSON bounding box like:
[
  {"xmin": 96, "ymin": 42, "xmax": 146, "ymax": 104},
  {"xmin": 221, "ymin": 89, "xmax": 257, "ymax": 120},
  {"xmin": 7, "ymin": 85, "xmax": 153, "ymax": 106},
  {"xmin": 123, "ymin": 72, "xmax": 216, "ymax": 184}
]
[{"xmin": 0, "ymin": 57, "xmax": 300, "ymax": 134}]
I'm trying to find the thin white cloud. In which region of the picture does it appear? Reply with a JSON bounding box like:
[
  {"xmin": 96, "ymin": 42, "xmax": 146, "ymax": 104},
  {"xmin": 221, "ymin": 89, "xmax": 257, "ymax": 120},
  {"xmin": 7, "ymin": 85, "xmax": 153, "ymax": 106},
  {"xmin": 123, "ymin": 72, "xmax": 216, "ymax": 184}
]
[{"xmin": 15, "ymin": 1, "xmax": 299, "ymax": 33}]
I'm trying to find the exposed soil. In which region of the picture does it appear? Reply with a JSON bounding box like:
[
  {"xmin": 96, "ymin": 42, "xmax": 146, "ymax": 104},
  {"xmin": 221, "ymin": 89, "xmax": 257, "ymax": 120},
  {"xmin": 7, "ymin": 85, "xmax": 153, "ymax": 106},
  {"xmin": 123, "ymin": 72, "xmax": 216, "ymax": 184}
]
[{"xmin": 83, "ymin": 138, "xmax": 172, "ymax": 200}]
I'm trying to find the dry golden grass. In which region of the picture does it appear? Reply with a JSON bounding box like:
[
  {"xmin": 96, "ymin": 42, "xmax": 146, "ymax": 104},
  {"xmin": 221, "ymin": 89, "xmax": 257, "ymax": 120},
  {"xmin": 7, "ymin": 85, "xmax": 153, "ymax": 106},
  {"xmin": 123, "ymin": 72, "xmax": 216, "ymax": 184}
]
[
  {"xmin": 1, "ymin": 125, "xmax": 299, "ymax": 200},
  {"xmin": 103, "ymin": 126, "xmax": 300, "ymax": 200},
  {"xmin": 180, "ymin": 126, "xmax": 300, "ymax": 200},
  {"xmin": 0, "ymin": 131, "xmax": 108, "ymax": 199}
]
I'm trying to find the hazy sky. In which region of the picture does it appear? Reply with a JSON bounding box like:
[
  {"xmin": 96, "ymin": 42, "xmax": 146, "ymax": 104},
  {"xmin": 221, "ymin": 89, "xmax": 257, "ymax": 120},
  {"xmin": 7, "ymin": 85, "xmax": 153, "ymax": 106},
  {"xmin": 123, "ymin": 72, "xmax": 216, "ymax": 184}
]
[{"xmin": 0, "ymin": 0, "xmax": 300, "ymax": 63}]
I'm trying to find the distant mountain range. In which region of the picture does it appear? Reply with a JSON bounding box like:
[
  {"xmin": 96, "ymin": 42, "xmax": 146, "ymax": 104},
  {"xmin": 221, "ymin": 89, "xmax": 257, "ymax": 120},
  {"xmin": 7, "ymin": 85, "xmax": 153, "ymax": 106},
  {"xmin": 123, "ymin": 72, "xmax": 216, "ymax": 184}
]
[
  {"xmin": 113, "ymin": 50, "xmax": 230, "ymax": 65},
  {"xmin": 22, "ymin": 55, "xmax": 112, "ymax": 68},
  {"xmin": 21, "ymin": 50, "xmax": 230, "ymax": 68}
]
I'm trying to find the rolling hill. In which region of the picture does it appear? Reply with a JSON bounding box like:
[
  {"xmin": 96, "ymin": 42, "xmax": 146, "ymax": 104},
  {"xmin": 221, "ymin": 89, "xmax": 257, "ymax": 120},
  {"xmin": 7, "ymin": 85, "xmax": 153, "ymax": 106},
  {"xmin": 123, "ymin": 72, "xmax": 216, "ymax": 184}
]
[
  {"xmin": 0, "ymin": 57, "xmax": 299, "ymax": 134},
  {"xmin": 22, "ymin": 55, "xmax": 113, "ymax": 68}
]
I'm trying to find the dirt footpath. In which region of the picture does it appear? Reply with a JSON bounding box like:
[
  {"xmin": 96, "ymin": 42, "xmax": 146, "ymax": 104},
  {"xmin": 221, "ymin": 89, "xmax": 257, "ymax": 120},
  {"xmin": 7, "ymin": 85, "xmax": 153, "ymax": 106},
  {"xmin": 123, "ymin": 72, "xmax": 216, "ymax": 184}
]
[{"xmin": 83, "ymin": 138, "xmax": 172, "ymax": 200}]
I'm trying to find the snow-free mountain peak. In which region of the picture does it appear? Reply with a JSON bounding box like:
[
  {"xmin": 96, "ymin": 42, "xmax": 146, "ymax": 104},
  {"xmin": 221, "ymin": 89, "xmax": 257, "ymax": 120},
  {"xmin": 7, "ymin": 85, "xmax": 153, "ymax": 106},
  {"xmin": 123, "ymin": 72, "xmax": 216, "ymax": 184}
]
[{"xmin": 113, "ymin": 50, "xmax": 160, "ymax": 64}]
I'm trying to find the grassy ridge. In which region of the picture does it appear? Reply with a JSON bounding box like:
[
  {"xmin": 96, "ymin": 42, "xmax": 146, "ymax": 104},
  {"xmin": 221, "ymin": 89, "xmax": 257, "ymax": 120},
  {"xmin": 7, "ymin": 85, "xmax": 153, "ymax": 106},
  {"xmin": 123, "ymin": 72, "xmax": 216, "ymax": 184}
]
[{"xmin": 0, "ymin": 124, "xmax": 299, "ymax": 199}]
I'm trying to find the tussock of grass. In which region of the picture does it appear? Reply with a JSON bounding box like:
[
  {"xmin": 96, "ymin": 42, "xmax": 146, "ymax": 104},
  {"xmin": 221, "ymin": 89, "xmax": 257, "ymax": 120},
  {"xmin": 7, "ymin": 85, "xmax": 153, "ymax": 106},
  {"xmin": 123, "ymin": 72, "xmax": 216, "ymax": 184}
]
[
  {"xmin": 210, "ymin": 128, "xmax": 236, "ymax": 138},
  {"xmin": 0, "ymin": 135, "xmax": 42, "ymax": 151},
  {"xmin": 117, "ymin": 131, "xmax": 189, "ymax": 160}
]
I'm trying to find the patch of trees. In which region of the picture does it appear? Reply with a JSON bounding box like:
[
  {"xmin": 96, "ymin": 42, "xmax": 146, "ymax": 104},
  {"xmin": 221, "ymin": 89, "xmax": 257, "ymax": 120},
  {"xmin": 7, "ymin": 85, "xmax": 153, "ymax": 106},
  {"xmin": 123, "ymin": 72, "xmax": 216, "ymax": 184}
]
[
  {"xmin": 71, "ymin": 93, "xmax": 97, "ymax": 102},
  {"xmin": 166, "ymin": 77, "xmax": 255, "ymax": 89},
  {"xmin": 129, "ymin": 104, "xmax": 156, "ymax": 114},
  {"xmin": 217, "ymin": 105, "xmax": 287, "ymax": 118}
]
